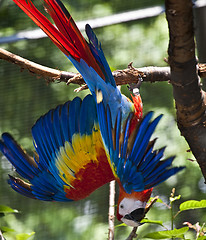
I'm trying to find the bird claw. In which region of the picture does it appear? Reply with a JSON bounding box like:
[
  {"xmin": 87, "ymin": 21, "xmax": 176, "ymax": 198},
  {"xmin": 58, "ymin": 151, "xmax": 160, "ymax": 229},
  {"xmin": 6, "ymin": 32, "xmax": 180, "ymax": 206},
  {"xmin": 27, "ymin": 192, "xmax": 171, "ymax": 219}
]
[{"xmin": 128, "ymin": 75, "xmax": 143, "ymax": 95}]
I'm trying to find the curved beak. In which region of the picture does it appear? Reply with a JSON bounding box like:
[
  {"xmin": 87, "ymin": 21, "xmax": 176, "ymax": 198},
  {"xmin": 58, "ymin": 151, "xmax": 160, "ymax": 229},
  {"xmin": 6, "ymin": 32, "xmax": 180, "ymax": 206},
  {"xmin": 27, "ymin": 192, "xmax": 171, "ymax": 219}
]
[{"xmin": 122, "ymin": 208, "xmax": 145, "ymax": 227}]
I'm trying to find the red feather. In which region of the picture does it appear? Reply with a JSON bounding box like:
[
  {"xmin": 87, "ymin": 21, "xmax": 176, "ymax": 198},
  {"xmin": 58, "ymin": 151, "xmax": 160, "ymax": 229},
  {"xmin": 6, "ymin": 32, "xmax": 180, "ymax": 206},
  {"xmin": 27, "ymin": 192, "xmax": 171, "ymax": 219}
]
[
  {"xmin": 12, "ymin": 0, "xmax": 104, "ymax": 79},
  {"xmin": 65, "ymin": 147, "xmax": 114, "ymax": 200},
  {"xmin": 129, "ymin": 94, "xmax": 143, "ymax": 135}
]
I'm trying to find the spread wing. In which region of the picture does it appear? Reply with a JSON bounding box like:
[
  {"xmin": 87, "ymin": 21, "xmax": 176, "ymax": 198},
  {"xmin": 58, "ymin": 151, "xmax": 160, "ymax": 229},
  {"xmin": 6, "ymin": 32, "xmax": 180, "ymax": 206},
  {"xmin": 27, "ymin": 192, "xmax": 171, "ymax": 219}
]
[
  {"xmin": 97, "ymin": 101, "xmax": 185, "ymax": 194},
  {"xmin": 0, "ymin": 95, "xmax": 114, "ymax": 201}
]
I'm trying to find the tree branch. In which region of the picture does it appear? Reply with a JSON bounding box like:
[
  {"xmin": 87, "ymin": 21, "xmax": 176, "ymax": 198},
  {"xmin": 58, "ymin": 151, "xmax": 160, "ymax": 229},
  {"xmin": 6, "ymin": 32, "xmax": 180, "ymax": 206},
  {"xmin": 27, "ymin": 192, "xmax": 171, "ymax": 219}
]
[
  {"xmin": 0, "ymin": 48, "xmax": 74, "ymax": 83},
  {"xmin": 108, "ymin": 180, "xmax": 115, "ymax": 240},
  {"xmin": 125, "ymin": 227, "xmax": 138, "ymax": 240},
  {"xmin": 1, "ymin": 47, "xmax": 206, "ymax": 90},
  {"xmin": 165, "ymin": 0, "xmax": 206, "ymax": 181},
  {"xmin": 0, "ymin": 230, "xmax": 5, "ymax": 240},
  {"xmin": 0, "ymin": 47, "xmax": 170, "ymax": 87}
]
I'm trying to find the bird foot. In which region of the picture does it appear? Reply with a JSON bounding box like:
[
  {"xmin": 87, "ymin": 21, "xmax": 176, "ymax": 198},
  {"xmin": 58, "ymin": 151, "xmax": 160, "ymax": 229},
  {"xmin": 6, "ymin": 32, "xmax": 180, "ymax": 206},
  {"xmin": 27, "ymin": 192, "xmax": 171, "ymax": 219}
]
[{"xmin": 128, "ymin": 77, "xmax": 143, "ymax": 95}]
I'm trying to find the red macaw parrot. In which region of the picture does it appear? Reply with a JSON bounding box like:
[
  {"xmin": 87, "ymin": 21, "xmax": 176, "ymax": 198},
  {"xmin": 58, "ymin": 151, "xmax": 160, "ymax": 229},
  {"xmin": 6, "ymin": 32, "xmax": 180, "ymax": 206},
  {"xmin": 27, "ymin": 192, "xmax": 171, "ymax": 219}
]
[{"xmin": 0, "ymin": 0, "xmax": 184, "ymax": 227}]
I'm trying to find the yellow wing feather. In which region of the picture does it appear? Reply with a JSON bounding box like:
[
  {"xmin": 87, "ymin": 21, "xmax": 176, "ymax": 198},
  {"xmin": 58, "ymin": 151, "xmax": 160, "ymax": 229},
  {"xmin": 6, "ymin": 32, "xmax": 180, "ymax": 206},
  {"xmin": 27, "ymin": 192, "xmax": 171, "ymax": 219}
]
[{"xmin": 55, "ymin": 126, "xmax": 107, "ymax": 188}]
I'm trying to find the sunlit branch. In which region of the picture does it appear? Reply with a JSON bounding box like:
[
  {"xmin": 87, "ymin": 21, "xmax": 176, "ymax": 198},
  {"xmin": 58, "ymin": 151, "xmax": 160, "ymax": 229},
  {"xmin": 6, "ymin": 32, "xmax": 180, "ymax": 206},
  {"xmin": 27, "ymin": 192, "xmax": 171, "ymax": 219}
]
[
  {"xmin": 0, "ymin": 230, "xmax": 5, "ymax": 240},
  {"xmin": 165, "ymin": 0, "xmax": 206, "ymax": 180},
  {"xmin": 108, "ymin": 180, "xmax": 115, "ymax": 240},
  {"xmin": 1, "ymin": 47, "xmax": 206, "ymax": 92}
]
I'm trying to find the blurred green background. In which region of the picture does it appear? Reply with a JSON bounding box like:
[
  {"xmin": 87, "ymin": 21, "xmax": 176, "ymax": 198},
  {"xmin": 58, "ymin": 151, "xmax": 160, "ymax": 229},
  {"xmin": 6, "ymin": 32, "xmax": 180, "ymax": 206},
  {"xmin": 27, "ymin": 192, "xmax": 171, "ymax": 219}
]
[{"xmin": 0, "ymin": 0, "xmax": 205, "ymax": 239}]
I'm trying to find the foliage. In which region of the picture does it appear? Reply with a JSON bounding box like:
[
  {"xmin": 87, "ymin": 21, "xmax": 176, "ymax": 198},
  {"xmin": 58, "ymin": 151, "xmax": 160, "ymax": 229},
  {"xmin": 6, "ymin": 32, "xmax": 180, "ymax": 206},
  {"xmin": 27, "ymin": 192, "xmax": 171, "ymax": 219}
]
[
  {"xmin": 179, "ymin": 200, "xmax": 206, "ymax": 212},
  {"xmin": 139, "ymin": 190, "xmax": 206, "ymax": 239},
  {"xmin": 142, "ymin": 227, "xmax": 189, "ymax": 239},
  {"xmin": 1, "ymin": 192, "xmax": 206, "ymax": 240},
  {"xmin": 116, "ymin": 189, "xmax": 206, "ymax": 239},
  {"xmin": 0, "ymin": 205, "xmax": 35, "ymax": 240}
]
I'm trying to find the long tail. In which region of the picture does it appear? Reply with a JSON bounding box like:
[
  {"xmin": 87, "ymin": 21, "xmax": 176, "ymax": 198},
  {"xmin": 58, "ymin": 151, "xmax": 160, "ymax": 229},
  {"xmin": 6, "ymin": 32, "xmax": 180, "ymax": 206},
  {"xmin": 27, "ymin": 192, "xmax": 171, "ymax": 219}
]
[
  {"xmin": 12, "ymin": 0, "xmax": 116, "ymax": 95},
  {"xmin": 12, "ymin": 0, "xmax": 140, "ymax": 127}
]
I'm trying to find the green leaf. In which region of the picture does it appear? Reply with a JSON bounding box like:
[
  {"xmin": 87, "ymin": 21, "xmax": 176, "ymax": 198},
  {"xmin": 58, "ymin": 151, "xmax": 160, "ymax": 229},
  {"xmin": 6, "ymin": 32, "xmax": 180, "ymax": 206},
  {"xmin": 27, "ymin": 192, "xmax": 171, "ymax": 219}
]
[
  {"xmin": 180, "ymin": 200, "xmax": 206, "ymax": 212},
  {"xmin": 142, "ymin": 227, "xmax": 189, "ymax": 239},
  {"xmin": 16, "ymin": 232, "xmax": 35, "ymax": 240},
  {"xmin": 170, "ymin": 195, "xmax": 181, "ymax": 203},
  {"xmin": 115, "ymin": 223, "xmax": 127, "ymax": 228},
  {"xmin": 141, "ymin": 219, "xmax": 164, "ymax": 227},
  {"xmin": 0, "ymin": 226, "xmax": 15, "ymax": 233},
  {"xmin": 0, "ymin": 205, "xmax": 18, "ymax": 214},
  {"xmin": 197, "ymin": 236, "xmax": 206, "ymax": 240}
]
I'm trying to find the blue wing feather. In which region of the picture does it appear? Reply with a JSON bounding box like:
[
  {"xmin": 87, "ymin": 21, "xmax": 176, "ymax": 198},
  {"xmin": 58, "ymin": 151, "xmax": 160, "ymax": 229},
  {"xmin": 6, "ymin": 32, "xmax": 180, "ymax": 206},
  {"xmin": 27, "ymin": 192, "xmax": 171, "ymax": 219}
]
[
  {"xmin": 106, "ymin": 106, "xmax": 114, "ymax": 155},
  {"xmin": 129, "ymin": 112, "xmax": 154, "ymax": 159},
  {"xmin": 96, "ymin": 99, "xmax": 110, "ymax": 149},
  {"xmin": 0, "ymin": 134, "xmax": 38, "ymax": 179},
  {"xmin": 42, "ymin": 112, "xmax": 58, "ymax": 159},
  {"xmin": 144, "ymin": 157, "xmax": 175, "ymax": 184},
  {"xmin": 80, "ymin": 95, "xmax": 97, "ymax": 135},
  {"xmin": 45, "ymin": 110, "xmax": 61, "ymax": 154},
  {"xmin": 85, "ymin": 24, "xmax": 116, "ymax": 88},
  {"xmin": 0, "ymin": 95, "xmax": 98, "ymax": 201},
  {"xmin": 53, "ymin": 105, "xmax": 64, "ymax": 147},
  {"xmin": 60, "ymin": 101, "xmax": 71, "ymax": 142},
  {"xmin": 131, "ymin": 114, "xmax": 163, "ymax": 166},
  {"xmin": 96, "ymin": 102, "xmax": 185, "ymax": 194},
  {"xmin": 123, "ymin": 160, "xmax": 132, "ymax": 180},
  {"xmin": 138, "ymin": 149, "xmax": 156, "ymax": 172},
  {"xmin": 145, "ymin": 167, "xmax": 185, "ymax": 189},
  {"xmin": 68, "ymin": 97, "xmax": 81, "ymax": 137},
  {"xmin": 141, "ymin": 147, "xmax": 166, "ymax": 177},
  {"xmin": 121, "ymin": 113, "xmax": 133, "ymax": 160},
  {"xmin": 115, "ymin": 110, "xmax": 121, "ymax": 152},
  {"xmin": 8, "ymin": 175, "xmax": 35, "ymax": 199},
  {"xmin": 32, "ymin": 117, "xmax": 53, "ymax": 170}
]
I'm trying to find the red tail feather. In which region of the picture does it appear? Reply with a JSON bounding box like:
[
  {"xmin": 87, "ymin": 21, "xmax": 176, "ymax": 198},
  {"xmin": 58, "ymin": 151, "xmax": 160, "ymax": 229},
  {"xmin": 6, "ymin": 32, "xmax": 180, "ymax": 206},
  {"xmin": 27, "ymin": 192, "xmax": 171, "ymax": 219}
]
[
  {"xmin": 13, "ymin": 0, "xmax": 104, "ymax": 79},
  {"xmin": 44, "ymin": 1, "xmax": 96, "ymax": 62}
]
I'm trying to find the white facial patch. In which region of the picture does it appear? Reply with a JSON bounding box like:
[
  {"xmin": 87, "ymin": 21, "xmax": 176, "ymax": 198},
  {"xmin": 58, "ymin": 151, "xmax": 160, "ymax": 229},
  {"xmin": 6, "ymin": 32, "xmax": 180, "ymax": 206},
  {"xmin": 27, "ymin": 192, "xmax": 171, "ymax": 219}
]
[{"xmin": 119, "ymin": 198, "xmax": 146, "ymax": 218}]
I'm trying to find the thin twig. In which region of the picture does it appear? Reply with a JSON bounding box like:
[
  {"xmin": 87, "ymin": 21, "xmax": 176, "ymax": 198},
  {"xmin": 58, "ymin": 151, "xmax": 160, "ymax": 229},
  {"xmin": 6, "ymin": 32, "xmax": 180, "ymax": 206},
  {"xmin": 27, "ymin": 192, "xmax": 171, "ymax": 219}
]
[
  {"xmin": 0, "ymin": 230, "xmax": 5, "ymax": 240},
  {"xmin": 125, "ymin": 227, "xmax": 138, "ymax": 240},
  {"xmin": 144, "ymin": 196, "xmax": 159, "ymax": 214},
  {"xmin": 108, "ymin": 180, "xmax": 115, "ymax": 240}
]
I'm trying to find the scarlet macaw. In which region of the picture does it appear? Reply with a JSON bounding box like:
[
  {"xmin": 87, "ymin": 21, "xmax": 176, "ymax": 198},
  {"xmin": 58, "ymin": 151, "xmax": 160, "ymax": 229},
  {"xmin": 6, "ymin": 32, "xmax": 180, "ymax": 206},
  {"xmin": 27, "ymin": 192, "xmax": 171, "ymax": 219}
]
[{"xmin": 0, "ymin": 0, "xmax": 184, "ymax": 227}]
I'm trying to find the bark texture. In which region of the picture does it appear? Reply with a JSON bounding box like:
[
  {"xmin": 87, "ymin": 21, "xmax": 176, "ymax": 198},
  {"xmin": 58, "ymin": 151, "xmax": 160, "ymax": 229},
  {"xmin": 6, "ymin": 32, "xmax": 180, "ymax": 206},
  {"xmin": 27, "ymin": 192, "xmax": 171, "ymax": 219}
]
[{"xmin": 166, "ymin": 0, "xmax": 206, "ymax": 181}]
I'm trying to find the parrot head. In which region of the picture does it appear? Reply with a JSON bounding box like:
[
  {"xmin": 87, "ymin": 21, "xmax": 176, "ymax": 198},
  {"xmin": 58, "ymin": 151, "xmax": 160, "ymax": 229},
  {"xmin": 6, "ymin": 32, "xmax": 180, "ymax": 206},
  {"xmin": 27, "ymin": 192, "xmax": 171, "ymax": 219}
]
[{"xmin": 116, "ymin": 186, "xmax": 153, "ymax": 227}]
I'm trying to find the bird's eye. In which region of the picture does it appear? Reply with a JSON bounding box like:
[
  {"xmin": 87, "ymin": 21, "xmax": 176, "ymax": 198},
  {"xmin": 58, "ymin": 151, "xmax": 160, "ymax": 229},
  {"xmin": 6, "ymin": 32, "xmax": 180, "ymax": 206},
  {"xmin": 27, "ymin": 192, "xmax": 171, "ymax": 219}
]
[{"xmin": 120, "ymin": 204, "xmax": 124, "ymax": 209}]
